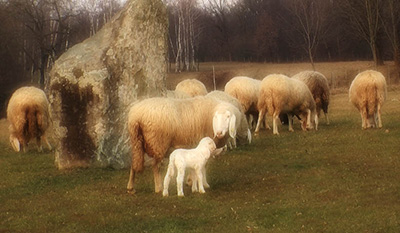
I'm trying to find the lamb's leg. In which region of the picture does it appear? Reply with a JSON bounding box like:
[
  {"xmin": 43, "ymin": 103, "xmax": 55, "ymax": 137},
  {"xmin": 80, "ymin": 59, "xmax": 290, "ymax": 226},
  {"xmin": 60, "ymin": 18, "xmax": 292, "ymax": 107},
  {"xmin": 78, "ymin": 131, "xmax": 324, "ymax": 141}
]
[
  {"xmin": 325, "ymin": 111, "xmax": 330, "ymax": 125},
  {"xmin": 152, "ymin": 160, "xmax": 162, "ymax": 193},
  {"xmin": 202, "ymin": 166, "xmax": 210, "ymax": 189},
  {"xmin": 162, "ymin": 165, "xmax": 174, "ymax": 197},
  {"xmin": 196, "ymin": 168, "xmax": 206, "ymax": 194},
  {"xmin": 177, "ymin": 168, "xmax": 185, "ymax": 197},
  {"xmin": 191, "ymin": 170, "xmax": 198, "ymax": 193}
]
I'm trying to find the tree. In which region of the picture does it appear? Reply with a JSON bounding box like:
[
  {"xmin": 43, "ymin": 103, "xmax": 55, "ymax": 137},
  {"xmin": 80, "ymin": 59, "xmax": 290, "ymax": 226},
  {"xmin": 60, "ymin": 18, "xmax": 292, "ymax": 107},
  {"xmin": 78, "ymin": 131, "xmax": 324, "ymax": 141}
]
[
  {"xmin": 381, "ymin": 0, "xmax": 400, "ymax": 67},
  {"xmin": 339, "ymin": 0, "xmax": 384, "ymax": 66},
  {"xmin": 284, "ymin": 0, "xmax": 330, "ymax": 70}
]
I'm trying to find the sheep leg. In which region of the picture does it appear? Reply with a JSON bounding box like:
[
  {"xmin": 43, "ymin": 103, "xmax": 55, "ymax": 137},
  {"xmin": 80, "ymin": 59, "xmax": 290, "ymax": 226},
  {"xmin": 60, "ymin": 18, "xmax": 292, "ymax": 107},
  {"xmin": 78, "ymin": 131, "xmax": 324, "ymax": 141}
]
[
  {"xmin": 273, "ymin": 112, "xmax": 280, "ymax": 135},
  {"xmin": 315, "ymin": 113, "xmax": 319, "ymax": 131},
  {"xmin": 127, "ymin": 165, "xmax": 136, "ymax": 194},
  {"xmin": 254, "ymin": 110, "xmax": 265, "ymax": 133},
  {"xmin": 325, "ymin": 111, "xmax": 330, "ymax": 125},
  {"xmin": 42, "ymin": 134, "xmax": 52, "ymax": 151},
  {"xmin": 36, "ymin": 136, "xmax": 43, "ymax": 152},
  {"xmin": 377, "ymin": 103, "xmax": 382, "ymax": 128},
  {"xmin": 152, "ymin": 159, "xmax": 162, "ymax": 193},
  {"xmin": 360, "ymin": 108, "xmax": 368, "ymax": 129},
  {"xmin": 288, "ymin": 114, "xmax": 294, "ymax": 132},
  {"xmin": 177, "ymin": 168, "xmax": 185, "ymax": 197}
]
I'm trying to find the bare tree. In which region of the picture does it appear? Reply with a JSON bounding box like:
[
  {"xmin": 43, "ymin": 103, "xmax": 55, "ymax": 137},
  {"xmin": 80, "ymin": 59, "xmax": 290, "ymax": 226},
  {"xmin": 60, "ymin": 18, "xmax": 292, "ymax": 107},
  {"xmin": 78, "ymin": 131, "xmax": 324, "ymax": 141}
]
[
  {"xmin": 284, "ymin": 0, "xmax": 330, "ymax": 70},
  {"xmin": 339, "ymin": 0, "xmax": 384, "ymax": 66},
  {"xmin": 381, "ymin": 0, "xmax": 400, "ymax": 67}
]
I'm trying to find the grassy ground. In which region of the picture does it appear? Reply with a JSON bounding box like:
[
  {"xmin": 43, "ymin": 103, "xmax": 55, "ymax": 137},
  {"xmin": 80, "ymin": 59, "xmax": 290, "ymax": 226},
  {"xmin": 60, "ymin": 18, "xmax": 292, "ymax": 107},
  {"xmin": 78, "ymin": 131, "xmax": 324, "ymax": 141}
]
[{"xmin": 2, "ymin": 62, "xmax": 400, "ymax": 232}]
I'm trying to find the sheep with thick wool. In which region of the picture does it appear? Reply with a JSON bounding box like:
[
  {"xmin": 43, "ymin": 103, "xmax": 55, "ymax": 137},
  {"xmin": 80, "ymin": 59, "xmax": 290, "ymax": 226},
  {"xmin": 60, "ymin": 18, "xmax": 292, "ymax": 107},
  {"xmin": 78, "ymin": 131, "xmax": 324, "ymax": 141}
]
[
  {"xmin": 7, "ymin": 86, "xmax": 52, "ymax": 152},
  {"xmin": 206, "ymin": 90, "xmax": 252, "ymax": 148},
  {"xmin": 175, "ymin": 79, "xmax": 208, "ymax": 97},
  {"xmin": 292, "ymin": 71, "xmax": 330, "ymax": 129},
  {"xmin": 349, "ymin": 70, "xmax": 387, "ymax": 129},
  {"xmin": 255, "ymin": 74, "xmax": 317, "ymax": 135},
  {"xmin": 163, "ymin": 137, "xmax": 216, "ymax": 197},
  {"xmin": 224, "ymin": 76, "xmax": 268, "ymax": 129},
  {"xmin": 127, "ymin": 96, "xmax": 249, "ymax": 193}
]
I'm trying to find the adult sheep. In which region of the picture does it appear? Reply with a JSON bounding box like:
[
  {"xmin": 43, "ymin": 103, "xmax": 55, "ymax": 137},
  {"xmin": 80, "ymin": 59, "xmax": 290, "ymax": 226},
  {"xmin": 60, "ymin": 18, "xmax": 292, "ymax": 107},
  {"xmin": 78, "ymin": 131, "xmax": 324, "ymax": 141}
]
[
  {"xmin": 255, "ymin": 74, "xmax": 317, "ymax": 135},
  {"xmin": 7, "ymin": 86, "xmax": 52, "ymax": 152},
  {"xmin": 126, "ymin": 96, "xmax": 249, "ymax": 193},
  {"xmin": 292, "ymin": 70, "xmax": 330, "ymax": 129},
  {"xmin": 206, "ymin": 90, "xmax": 252, "ymax": 148},
  {"xmin": 224, "ymin": 76, "xmax": 268, "ymax": 129},
  {"xmin": 349, "ymin": 70, "xmax": 387, "ymax": 129},
  {"xmin": 175, "ymin": 79, "xmax": 208, "ymax": 97}
]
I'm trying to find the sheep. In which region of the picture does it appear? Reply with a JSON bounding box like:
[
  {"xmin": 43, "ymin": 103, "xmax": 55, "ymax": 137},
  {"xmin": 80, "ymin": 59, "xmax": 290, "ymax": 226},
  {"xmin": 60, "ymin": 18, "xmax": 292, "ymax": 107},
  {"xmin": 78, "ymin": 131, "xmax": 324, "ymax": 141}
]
[
  {"xmin": 292, "ymin": 70, "xmax": 330, "ymax": 129},
  {"xmin": 349, "ymin": 70, "xmax": 387, "ymax": 129},
  {"xmin": 224, "ymin": 76, "xmax": 270, "ymax": 130},
  {"xmin": 206, "ymin": 90, "xmax": 252, "ymax": 148},
  {"xmin": 175, "ymin": 79, "xmax": 208, "ymax": 97},
  {"xmin": 162, "ymin": 137, "xmax": 216, "ymax": 197},
  {"xmin": 7, "ymin": 86, "xmax": 52, "ymax": 152},
  {"xmin": 255, "ymin": 74, "xmax": 317, "ymax": 135},
  {"xmin": 126, "ymin": 96, "xmax": 250, "ymax": 194}
]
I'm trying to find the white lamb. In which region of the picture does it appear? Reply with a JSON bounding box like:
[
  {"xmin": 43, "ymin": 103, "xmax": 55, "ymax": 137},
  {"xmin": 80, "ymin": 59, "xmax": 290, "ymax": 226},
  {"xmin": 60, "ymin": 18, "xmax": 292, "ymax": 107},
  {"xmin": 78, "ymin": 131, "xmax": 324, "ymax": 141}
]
[
  {"xmin": 349, "ymin": 70, "xmax": 387, "ymax": 129},
  {"xmin": 175, "ymin": 79, "xmax": 208, "ymax": 97},
  {"xmin": 163, "ymin": 137, "xmax": 216, "ymax": 197},
  {"xmin": 7, "ymin": 86, "xmax": 52, "ymax": 152},
  {"xmin": 255, "ymin": 74, "xmax": 317, "ymax": 135}
]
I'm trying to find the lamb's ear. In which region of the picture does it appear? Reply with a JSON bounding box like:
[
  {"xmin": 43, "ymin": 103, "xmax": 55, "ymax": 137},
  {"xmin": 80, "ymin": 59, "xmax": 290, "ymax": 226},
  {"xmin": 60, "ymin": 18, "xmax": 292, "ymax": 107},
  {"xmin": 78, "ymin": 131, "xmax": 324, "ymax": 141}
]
[
  {"xmin": 229, "ymin": 113, "xmax": 237, "ymax": 138},
  {"xmin": 10, "ymin": 136, "xmax": 20, "ymax": 152}
]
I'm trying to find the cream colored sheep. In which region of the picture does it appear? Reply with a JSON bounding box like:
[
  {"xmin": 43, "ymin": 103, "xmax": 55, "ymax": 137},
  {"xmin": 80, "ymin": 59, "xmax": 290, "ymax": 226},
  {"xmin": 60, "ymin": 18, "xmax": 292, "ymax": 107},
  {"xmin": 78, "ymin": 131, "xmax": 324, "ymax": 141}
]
[
  {"xmin": 126, "ymin": 96, "xmax": 249, "ymax": 194},
  {"xmin": 292, "ymin": 70, "xmax": 330, "ymax": 129},
  {"xmin": 175, "ymin": 79, "xmax": 208, "ymax": 97},
  {"xmin": 206, "ymin": 90, "xmax": 251, "ymax": 148},
  {"xmin": 7, "ymin": 86, "xmax": 52, "ymax": 152},
  {"xmin": 255, "ymin": 74, "xmax": 317, "ymax": 135},
  {"xmin": 349, "ymin": 70, "xmax": 387, "ymax": 129},
  {"xmin": 224, "ymin": 76, "xmax": 268, "ymax": 129}
]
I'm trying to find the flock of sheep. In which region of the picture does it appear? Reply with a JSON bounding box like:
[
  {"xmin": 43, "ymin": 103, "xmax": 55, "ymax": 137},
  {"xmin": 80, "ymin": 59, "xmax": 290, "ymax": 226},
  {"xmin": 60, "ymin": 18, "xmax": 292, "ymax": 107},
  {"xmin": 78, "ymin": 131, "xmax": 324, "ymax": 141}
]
[{"xmin": 6, "ymin": 69, "xmax": 387, "ymax": 196}]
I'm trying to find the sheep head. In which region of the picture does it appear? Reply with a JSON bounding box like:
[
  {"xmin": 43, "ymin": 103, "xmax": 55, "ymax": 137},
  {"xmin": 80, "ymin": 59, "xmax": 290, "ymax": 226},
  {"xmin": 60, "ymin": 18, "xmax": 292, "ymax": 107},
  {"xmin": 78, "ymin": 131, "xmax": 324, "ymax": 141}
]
[
  {"xmin": 212, "ymin": 109, "xmax": 237, "ymax": 139},
  {"xmin": 9, "ymin": 135, "xmax": 22, "ymax": 152}
]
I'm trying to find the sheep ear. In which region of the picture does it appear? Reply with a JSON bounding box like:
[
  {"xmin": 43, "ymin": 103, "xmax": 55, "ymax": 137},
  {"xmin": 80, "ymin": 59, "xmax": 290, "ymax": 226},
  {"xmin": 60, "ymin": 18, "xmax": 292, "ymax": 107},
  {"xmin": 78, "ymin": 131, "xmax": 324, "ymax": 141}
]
[
  {"xmin": 212, "ymin": 115, "xmax": 218, "ymax": 138},
  {"xmin": 229, "ymin": 113, "xmax": 237, "ymax": 138},
  {"xmin": 10, "ymin": 136, "xmax": 21, "ymax": 152}
]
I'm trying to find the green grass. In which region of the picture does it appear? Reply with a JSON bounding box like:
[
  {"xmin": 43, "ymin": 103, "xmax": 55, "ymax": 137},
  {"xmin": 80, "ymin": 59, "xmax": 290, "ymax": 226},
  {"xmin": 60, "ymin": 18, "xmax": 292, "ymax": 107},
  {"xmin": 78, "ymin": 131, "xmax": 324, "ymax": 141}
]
[{"xmin": 2, "ymin": 91, "xmax": 400, "ymax": 232}]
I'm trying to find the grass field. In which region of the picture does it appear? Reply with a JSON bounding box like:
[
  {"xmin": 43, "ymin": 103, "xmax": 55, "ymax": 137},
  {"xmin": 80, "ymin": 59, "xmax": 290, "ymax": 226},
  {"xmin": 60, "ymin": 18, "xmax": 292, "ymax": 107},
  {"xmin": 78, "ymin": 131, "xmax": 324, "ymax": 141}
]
[{"xmin": 2, "ymin": 62, "xmax": 400, "ymax": 232}]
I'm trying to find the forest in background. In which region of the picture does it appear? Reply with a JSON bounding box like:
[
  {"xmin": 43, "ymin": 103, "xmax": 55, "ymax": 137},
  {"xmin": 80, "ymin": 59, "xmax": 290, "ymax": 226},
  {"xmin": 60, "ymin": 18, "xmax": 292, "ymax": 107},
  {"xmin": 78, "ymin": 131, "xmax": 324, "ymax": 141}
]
[{"xmin": 0, "ymin": 0, "xmax": 399, "ymax": 105}]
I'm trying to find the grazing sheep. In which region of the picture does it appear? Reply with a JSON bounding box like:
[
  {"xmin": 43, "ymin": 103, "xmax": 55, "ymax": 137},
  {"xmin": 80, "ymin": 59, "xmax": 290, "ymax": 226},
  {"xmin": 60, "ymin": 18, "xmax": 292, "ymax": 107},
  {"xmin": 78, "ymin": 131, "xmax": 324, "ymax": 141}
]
[
  {"xmin": 255, "ymin": 74, "xmax": 317, "ymax": 135},
  {"xmin": 206, "ymin": 90, "xmax": 251, "ymax": 148},
  {"xmin": 292, "ymin": 71, "xmax": 330, "ymax": 129},
  {"xmin": 7, "ymin": 86, "xmax": 52, "ymax": 152},
  {"xmin": 349, "ymin": 70, "xmax": 387, "ymax": 129},
  {"xmin": 224, "ymin": 76, "xmax": 269, "ymax": 129},
  {"xmin": 175, "ymin": 79, "xmax": 208, "ymax": 97},
  {"xmin": 127, "ymin": 96, "xmax": 248, "ymax": 193},
  {"xmin": 162, "ymin": 137, "xmax": 216, "ymax": 197}
]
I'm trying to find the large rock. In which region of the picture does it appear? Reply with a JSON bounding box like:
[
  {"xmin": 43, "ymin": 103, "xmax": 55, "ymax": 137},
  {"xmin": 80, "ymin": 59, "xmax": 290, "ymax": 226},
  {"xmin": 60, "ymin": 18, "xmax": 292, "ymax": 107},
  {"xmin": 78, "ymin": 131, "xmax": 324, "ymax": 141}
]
[{"xmin": 49, "ymin": 0, "xmax": 168, "ymax": 169}]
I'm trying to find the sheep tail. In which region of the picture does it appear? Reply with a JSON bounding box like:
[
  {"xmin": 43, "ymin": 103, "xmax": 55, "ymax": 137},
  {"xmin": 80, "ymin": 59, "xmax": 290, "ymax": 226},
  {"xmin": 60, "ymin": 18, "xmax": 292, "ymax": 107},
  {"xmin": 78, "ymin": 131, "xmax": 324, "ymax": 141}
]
[
  {"xmin": 367, "ymin": 85, "xmax": 377, "ymax": 117},
  {"xmin": 129, "ymin": 121, "xmax": 145, "ymax": 173},
  {"xmin": 25, "ymin": 105, "xmax": 40, "ymax": 140}
]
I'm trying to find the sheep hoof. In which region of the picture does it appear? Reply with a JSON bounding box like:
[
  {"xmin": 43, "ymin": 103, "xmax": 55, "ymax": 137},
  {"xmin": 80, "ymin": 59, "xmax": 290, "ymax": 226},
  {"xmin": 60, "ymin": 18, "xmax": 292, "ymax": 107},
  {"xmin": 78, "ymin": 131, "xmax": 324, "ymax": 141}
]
[
  {"xmin": 127, "ymin": 188, "xmax": 136, "ymax": 195},
  {"xmin": 162, "ymin": 190, "xmax": 169, "ymax": 197}
]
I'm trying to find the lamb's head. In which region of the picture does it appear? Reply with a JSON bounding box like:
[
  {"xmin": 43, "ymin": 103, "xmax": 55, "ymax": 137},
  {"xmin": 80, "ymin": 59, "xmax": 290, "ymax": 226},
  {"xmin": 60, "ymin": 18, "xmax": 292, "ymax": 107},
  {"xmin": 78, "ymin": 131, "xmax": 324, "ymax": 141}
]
[
  {"xmin": 212, "ymin": 107, "xmax": 236, "ymax": 139},
  {"xmin": 199, "ymin": 137, "xmax": 217, "ymax": 153},
  {"xmin": 9, "ymin": 134, "xmax": 24, "ymax": 152}
]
